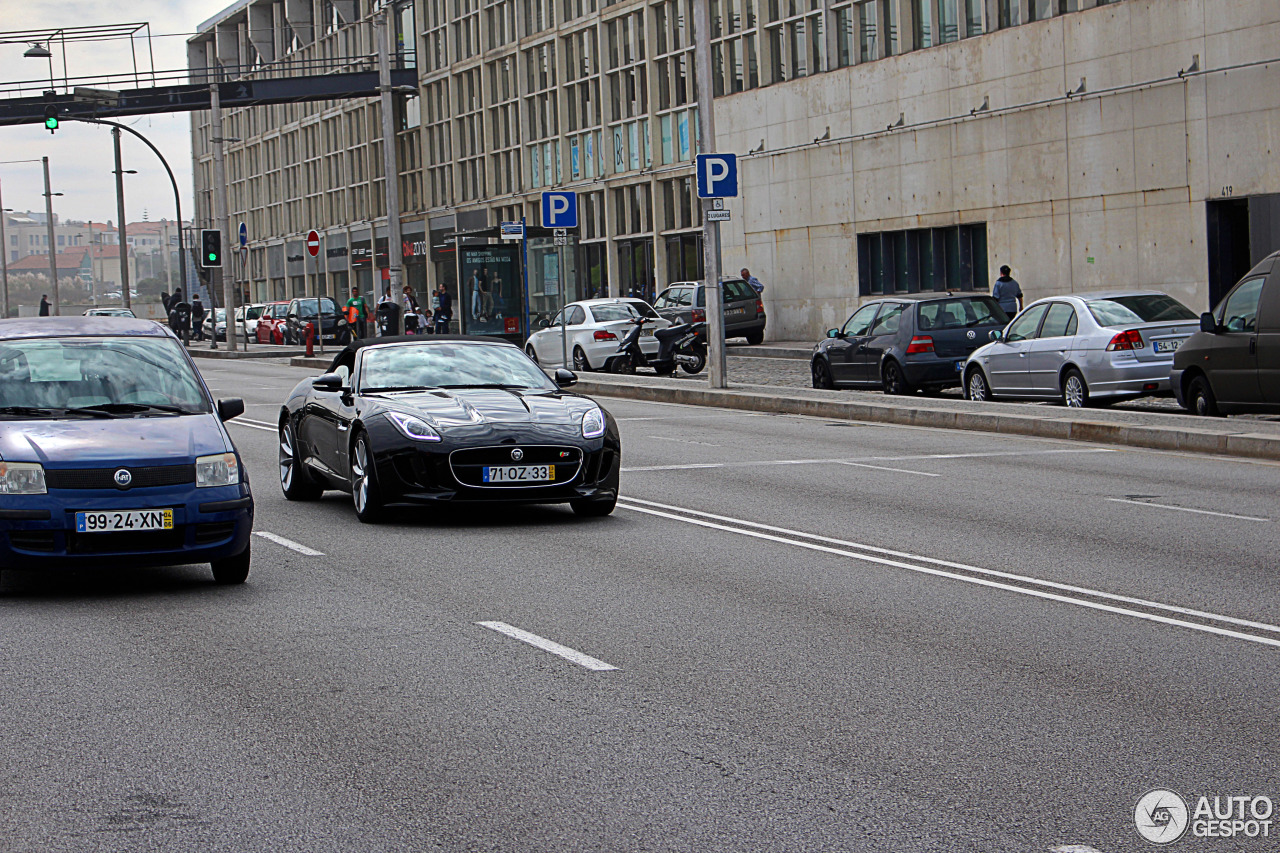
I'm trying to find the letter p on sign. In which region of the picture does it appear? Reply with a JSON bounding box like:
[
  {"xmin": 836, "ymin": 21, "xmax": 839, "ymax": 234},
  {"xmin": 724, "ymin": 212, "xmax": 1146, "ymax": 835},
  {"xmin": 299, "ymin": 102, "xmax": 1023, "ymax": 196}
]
[
  {"xmin": 696, "ymin": 154, "xmax": 738, "ymax": 198},
  {"xmin": 541, "ymin": 191, "xmax": 578, "ymax": 228}
]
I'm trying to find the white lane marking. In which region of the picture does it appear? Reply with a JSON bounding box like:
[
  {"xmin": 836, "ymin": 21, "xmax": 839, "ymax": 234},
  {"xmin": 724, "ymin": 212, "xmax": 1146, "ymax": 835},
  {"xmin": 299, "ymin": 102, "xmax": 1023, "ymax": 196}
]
[
  {"xmin": 616, "ymin": 499, "xmax": 1280, "ymax": 649},
  {"xmin": 229, "ymin": 421, "xmax": 276, "ymax": 433},
  {"xmin": 476, "ymin": 621, "xmax": 618, "ymax": 671},
  {"xmin": 623, "ymin": 497, "xmax": 1280, "ymax": 636},
  {"xmin": 1106, "ymin": 497, "xmax": 1269, "ymax": 523},
  {"xmin": 254, "ymin": 530, "xmax": 324, "ymax": 556},
  {"xmin": 647, "ymin": 436, "xmax": 722, "ymax": 447},
  {"xmin": 837, "ymin": 461, "xmax": 939, "ymax": 477},
  {"xmin": 1051, "ymin": 846, "xmax": 1106, "ymax": 853},
  {"xmin": 623, "ymin": 447, "xmax": 1115, "ymax": 473}
]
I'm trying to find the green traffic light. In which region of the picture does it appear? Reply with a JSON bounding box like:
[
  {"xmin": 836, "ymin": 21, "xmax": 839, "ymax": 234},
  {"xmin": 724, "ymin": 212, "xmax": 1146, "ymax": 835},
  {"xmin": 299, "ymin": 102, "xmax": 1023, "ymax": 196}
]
[
  {"xmin": 208, "ymin": 253, "xmax": 217, "ymax": 261},
  {"xmin": 44, "ymin": 116, "xmax": 58, "ymax": 131}
]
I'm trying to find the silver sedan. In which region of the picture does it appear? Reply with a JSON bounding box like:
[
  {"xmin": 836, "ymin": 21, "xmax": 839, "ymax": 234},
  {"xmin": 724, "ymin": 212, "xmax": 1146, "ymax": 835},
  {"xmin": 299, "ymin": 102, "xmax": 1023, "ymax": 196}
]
[{"xmin": 963, "ymin": 291, "xmax": 1200, "ymax": 407}]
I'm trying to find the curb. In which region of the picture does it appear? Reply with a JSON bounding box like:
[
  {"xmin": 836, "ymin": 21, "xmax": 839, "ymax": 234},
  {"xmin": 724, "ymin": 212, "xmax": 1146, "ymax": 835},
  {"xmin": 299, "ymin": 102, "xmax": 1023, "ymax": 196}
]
[
  {"xmin": 190, "ymin": 347, "xmax": 306, "ymax": 360},
  {"xmin": 570, "ymin": 377, "xmax": 1280, "ymax": 462}
]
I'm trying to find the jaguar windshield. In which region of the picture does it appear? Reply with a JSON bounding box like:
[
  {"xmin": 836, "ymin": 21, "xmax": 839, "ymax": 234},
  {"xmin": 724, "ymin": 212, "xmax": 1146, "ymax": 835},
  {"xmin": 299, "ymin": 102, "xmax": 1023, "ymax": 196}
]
[
  {"xmin": 360, "ymin": 342, "xmax": 555, "ymax": 393},
  {"xmin": 0, "ymin": 336, "xmax": 211, "ymax": 417}
]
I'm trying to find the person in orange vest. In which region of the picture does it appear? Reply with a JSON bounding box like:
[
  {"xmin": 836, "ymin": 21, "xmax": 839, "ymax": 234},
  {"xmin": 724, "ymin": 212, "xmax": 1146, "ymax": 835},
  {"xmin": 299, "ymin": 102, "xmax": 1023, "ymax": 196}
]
[{"xmin": 345, "ymin": 286, "xmax": 369, "ymax": 339}]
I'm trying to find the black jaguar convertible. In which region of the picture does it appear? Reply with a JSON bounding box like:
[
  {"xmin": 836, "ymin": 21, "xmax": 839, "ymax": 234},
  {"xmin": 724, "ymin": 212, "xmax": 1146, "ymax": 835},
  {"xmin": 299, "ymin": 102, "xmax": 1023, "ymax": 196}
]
[{"xmin": 277, "ymin": 335, "xmax": 621, "ymax": 521}]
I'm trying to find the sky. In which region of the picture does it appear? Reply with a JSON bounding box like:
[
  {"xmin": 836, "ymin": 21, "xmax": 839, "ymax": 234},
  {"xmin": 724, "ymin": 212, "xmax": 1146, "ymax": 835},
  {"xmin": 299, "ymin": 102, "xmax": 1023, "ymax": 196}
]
[{"xmin": 1, "ymin": 0, "xmax": 230, "ymax": 228}]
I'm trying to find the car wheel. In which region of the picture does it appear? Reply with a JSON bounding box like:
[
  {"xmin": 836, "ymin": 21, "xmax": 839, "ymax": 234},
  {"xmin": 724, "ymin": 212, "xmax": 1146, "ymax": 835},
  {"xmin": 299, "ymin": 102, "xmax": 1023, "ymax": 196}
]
[
  {"xmin": 745, "ymin": 330, "xmax": 764, "ymax": 345},
  {"xmin": 882, "ymin": 360, "xmax": 912, "ymax": 395},
  {"xmin": 1062, "ymin": 369, "xmax": 1089, "ymax": 408},
  {"xmin": 1188, "ymin": 374, "xmax": 1221, "ymax": 417},
  {"xmin": 680, "ymin": 348, "xmax": 706, "ymax": 374},
  {"xmin": 350, "ymin": 432, "xmax": 384, "ymax": 523},
  {"xmin": 526, "ymin": 345, "xmax": 539, "ymax": 364},
  {"xmin": 812, "ymin": 358, "xmax": 835, "ymax": 389},
  {"xmin": 573, "ymin": 346, "xmax": 592, "ymax": 372},
  {"xmin": 571, "ymin": 495, "xmax": 617, "ymax": 517},
  {"xmin": 279, "ymin": 420, "xmax": 322, "ymax": 500},
  {"xmin": 965, "ymin": 368, "xmax": 992, "ymax": 402},
  {"xmin": 211, "ymin": 542, "xmax": 250, "ymax": 585}
]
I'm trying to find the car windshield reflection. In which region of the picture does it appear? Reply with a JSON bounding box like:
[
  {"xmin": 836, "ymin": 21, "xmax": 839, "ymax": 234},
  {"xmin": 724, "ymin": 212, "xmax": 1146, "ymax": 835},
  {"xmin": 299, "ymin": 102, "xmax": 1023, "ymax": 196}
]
[{"xmin": 361, "ymin": 342, "xmax": 556, "ymax": 394}]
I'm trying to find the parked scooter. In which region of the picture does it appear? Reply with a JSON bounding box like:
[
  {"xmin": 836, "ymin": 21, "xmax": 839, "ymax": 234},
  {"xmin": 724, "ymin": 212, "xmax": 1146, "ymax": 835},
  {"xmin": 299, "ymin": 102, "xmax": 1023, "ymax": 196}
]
[{"xmin": 605, "ymin": 316, "xmax": 707, "ymax": 376}]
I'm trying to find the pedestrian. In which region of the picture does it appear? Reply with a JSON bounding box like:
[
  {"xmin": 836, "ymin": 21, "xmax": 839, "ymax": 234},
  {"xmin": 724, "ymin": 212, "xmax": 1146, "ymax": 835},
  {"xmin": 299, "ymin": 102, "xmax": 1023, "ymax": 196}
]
[
  {"xmin": 434, "ymin": 283, "xmax": 453, "ymax": 334},
  {"xmin": 160, "ymin": 290, "xmax": 171, "ymax": 313},
  {"xmin": 191, "ymin": 295, "xmax": 207, "ymax": 341},
  {"xmin": 38, "ymin": 294, "xmax": 50, "ymax": 316},
  {"xmin": 169, "ymin": 296, "xmax": 192, "ymax": 345},
  {"xmin": 992, "ymin": 265, "xmax": 1024, "ymax": 317},
  {"xmin": 402, "ymin": 286, "xmax": 421, "ymax": 334},
  {"xmin": 345, "ymin": 286, "xmax": 369, "ymax": 339},
  {"xmin": 740, "ymin": 268, "xmax": 765, "ymax": 294}
]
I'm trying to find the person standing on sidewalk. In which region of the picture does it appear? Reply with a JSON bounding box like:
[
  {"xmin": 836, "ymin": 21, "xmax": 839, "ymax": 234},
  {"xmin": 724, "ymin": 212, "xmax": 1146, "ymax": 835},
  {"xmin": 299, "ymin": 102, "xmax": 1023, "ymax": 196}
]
[
  {"xmin": 345, "ymin": 286, "xmax": 369, "ymax": 339},
  {"xmin": 38, "ymin": 295, "xmax": 50, "ymax": 316},
  {"xmin": 191, "ymin": 295, "xmax": 207, "ymax": 341},
  {"xmin": 434, "ymin": 283, "xmax": 453, "ymax": 334},
  {"xmin": 992, "ymin": 265, "xmax": 1024, "ymax": 318}
]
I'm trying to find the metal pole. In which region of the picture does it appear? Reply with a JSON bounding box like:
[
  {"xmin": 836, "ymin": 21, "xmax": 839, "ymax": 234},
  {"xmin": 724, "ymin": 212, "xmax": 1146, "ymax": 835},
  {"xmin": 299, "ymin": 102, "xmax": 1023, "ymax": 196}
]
[
  {"xmin": 112, "ymin": 128, "xmax": 131, "ymax": 312},
  {"xmin": 376, "ymin": 9, "xmax": 404, "ymax": 301},
  {"xmin": 0, "ymin": 179, "xmax": 9, "ymax": 320},
  {"xmin": 209, "ymin": 82, "xmax": 237, "ymax": 350},
  {"xmin": 42, "ymin": 157, "xmax": 60, "ymax": 316},
  {"xmin": 693, "ymin": 0, "xmax": 727, "ymax": 388},
  {"xmin": 559, "ymin": 243, "xmax": 568, "ymax": 368},
  {"xmin": 161, "ymin": 220, "xmax": 174, "ymax": 300},
  {"xmin": 521, "ymin": 216, "xmax": 530, "ymax": 342},
  {"xmin": 88, "ymin": 220, "xmax": 97, "ymax": 304}
]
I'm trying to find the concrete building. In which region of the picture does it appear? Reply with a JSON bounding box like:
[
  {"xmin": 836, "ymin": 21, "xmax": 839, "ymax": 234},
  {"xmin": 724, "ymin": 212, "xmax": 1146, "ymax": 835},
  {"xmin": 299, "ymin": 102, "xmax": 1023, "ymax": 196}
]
[
  {"xmin": 189, "ymin": 0, "xmax": 1280, "ymax": 341},
  {"xmin": 3, "ymin": 213, "xmax": 111, "ymax": 266}
]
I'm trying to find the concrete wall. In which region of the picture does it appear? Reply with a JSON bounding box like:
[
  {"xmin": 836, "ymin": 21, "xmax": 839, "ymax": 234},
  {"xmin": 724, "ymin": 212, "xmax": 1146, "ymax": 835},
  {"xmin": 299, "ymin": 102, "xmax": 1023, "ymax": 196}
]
[{"xmin": 715, "ymin": 0, "xmax": 1280, "ymax": 340}]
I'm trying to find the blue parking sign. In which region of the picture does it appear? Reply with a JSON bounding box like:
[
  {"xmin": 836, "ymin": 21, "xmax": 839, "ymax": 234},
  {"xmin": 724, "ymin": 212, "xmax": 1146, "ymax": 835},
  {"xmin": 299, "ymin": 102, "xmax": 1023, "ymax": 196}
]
[
  {"xmin": 696, "ymin": 154, "xmax": 738, "ymax": 198},
  {"xmin": 541, "ymin": 191, "xmax": 578, "ymax": 228}
]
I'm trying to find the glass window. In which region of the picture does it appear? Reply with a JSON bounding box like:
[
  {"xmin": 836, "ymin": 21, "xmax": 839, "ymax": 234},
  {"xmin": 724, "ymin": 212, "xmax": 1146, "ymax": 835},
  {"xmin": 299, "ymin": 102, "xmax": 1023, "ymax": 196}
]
[
  {"xmin": 997, "ymin": 0, "xmax": 1019, "ymax": 28},
  {"xmin": 566, "ymin": 305, "xmax": 587, "ymax": 325},
  {"xmin": 939, "ymin": 0, "xmax": 959, "ymax": 43},
  {"xmin": 917, "ymin": 296, "xmax": 1008, "ymax": 331},
  {"xmin": 590, "ymin": 303, "xmax": 638, "ymax": 322},
  {"xmin": 857, "ymin": 0, "xmax": 878, "ymax": 61},
  {"xmin": 1005, "ymin": 304, "xmax": 1049, "ymax": 342},
  {"xmin": 913, "ymin": 0, "xmax": 933, "ymax": 48},
  {"xmin": 359, "ymin": 342, "xmax": 555, "ymax": 392},
  {"xmin": 1087, "ymin": 294, "xmax": 1197, "ymax": 327},
  {"xmin": 869, "ymin": 302, "xmax": 907, "ymax": 335},
  {"xmin": 1038, "ymin": 302, "xmax": 1078, "ymax": 339},
  {"xmin": 842, "ymin": 303, "xmax": 880, "ymax": 336},
  {"xmin": 1216, "ymin": 278, "xmax": 1265, "ymax": 332},
  {"xmin": 1029, "ymin": 0, "xmax": 1052, "ymax": 21}
]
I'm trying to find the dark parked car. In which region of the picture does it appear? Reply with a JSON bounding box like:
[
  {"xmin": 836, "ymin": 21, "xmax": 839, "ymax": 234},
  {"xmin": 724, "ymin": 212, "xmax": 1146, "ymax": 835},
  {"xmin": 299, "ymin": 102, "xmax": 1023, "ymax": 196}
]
[
  {"xmin": 1172, "ymin": 250, "xmax": 1280, "ymax": 415},
  {"xmin": 653, "ymin": 279, "xmax": 766, "ymax": 344},
  {"xmin": 278, "ymin": 335, "xmax": 621, "ymax": 521},
  {"xmin": 0, "ymin": 316, "xmax": 253, "ymax": 583},
  {"xmin": 284, "ymin": 297, "xmax": 351, "ymax": 346},
  {"xmin": 812, "ymin": 293, "xmax": 1010, "ymax": 393}
]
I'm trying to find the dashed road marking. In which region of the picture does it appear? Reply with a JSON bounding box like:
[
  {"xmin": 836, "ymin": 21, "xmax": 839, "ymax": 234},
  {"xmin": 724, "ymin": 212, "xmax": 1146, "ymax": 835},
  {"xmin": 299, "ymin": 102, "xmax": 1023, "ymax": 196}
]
[
  {"xmin": 837, "ymin": 461, "xmax": 939, "ymax": 477},
  {"xmin": 1106, "ymin": 497, "xmax": 1268, "ymax": 523},
  {"xmin": 476, "ymin": 621, "xmax": 618, "ymax": 671},
  {"xmin": 254, "ymin": 530, "xmax": 324, "ymax": 556},
  {"xmin": 228, "ymin": 417, "xmax": 277, "ymax": 433},
  {"xmin": 623, "ymin": 446, "xmax": 1115, "ymax": 473}
]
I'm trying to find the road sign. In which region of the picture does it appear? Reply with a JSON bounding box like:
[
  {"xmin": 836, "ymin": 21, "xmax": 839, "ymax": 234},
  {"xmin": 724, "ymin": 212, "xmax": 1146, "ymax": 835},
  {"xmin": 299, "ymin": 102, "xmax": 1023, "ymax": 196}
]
[
  {"xmin": 306, "ymin": 230, "xmax": 320, "ymax": 257},
  {"xmin": 500, "ymin": 221, "xmax": 524, "ymax": 240},
  {"xmin": 696, "ymin": 153, "xmax": 739, "ymax": 198},
  {"xmin": 541, "ymin": 191, "xmax": 578, "ymax": 228},
  {"xmin": 705, "ymin": 209, "xmax": 731, "ymax": 222},
  {"xmin": 553, "ymin": 236, "xmax": 568, "ymax": 246},
  {"xmin": 238, "ymin": 221, "xmax": 247, "ymax": 248}
]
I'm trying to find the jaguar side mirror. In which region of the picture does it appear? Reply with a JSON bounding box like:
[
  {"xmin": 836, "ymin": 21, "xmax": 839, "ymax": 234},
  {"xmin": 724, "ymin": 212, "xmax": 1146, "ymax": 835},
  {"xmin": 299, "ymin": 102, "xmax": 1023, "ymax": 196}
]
[
  {"xmin": 554, "ymin": 368, "xmax": 577, "ymax": 388},
  {"xmin": 312, "ymin": 372, "xmax": 344, "ymax": 393},
  {"xmin": 217, "ymin": 398, "xmax": 245, "ymax": 422},
  {"xmin": 1200, "ymin": 312, "xmax": 1216, "ymax": 334}
]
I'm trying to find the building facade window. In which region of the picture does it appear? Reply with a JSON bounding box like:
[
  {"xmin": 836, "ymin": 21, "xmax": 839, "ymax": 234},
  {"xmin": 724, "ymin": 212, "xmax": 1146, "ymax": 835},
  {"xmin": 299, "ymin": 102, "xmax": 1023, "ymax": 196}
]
[
  {"xmin": 606, "ymin": 10, "xmax": 648, "ymax": 174},
  {"xmin": 455, "ymin": 67, "xmax": 485, "ymax": 202},
  {"xmin": 488, "ymin": 57, "xmax": 522, "ymax": 195},
  {"xmin": 423, "ymin": 79, "xmax": 453, "ymax": 208},
  {"xmin": 857, "ymin": 224, "xmax": 988, "ymax": 296},
  {"xmin": 524, "ymin": 42, "xmax": 559, "ymax": 188}
]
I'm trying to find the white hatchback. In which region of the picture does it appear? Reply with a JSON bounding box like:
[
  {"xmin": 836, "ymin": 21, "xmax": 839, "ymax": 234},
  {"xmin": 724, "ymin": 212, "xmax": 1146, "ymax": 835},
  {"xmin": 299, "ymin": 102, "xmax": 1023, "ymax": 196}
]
[{"xmin": 525, "ymin": 298, "xmax": 671, "ymax": 371}]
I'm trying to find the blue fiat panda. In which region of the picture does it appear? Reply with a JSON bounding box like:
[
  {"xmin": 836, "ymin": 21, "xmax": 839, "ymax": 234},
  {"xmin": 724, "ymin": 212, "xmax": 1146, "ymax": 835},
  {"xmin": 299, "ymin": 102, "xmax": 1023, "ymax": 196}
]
[{"xmin": 0, "ymin": 317, "xmax": 253, "ymax": 583}]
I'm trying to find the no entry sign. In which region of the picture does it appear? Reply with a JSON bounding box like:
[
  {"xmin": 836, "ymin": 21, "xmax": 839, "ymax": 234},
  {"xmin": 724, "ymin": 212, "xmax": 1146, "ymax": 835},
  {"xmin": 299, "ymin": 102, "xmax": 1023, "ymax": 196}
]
[{"xmin": 306, "ymin": 230, "xmax": 320, "ymax": 257}]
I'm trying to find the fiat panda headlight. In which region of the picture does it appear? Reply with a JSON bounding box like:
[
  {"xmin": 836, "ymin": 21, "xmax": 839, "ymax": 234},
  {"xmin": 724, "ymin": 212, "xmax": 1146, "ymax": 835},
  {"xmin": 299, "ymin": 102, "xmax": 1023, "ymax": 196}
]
[
  {"xmin": 196, "ymin": 453, "xmax": 240, "ymax": 488},
  {"xmin": 0, "ymin": 461, "xmax": 46, "ymax": 495}
]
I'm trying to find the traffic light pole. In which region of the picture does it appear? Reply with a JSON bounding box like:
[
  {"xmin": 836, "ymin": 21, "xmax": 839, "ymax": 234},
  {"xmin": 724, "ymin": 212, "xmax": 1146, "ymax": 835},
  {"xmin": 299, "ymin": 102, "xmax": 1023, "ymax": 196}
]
[{"xmin": 209, "ymin": 82, "xmax": 236, "ymax": 350}]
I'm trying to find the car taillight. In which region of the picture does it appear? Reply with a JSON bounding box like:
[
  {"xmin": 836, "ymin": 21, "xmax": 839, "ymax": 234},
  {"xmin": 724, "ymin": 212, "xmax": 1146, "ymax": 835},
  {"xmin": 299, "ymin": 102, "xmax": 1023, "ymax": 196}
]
[
  {"xmin": 1106, "ymin": 329, "xmax": 1144, "ymax": 351},
  {"xmin": 755, "ymin": 299, "xmax": 764, "ymax": 314},
  {"xmin": 593, "ymin": 330, "xmax": 617, "ymax": 341},
  {"xmin": 692, "ymin": 308, "xmax": 706, "ymax": 323},
  {"xmin": 906, "ymin": 335, "xmax": 935, "ymax": 354}
]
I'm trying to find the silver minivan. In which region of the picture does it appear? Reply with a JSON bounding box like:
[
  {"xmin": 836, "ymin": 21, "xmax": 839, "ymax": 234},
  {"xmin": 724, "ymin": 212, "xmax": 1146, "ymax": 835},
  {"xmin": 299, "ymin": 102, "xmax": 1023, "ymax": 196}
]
[{"xmin": 963, "ymin": 291, "xmax": 1200, "ymax": 407}]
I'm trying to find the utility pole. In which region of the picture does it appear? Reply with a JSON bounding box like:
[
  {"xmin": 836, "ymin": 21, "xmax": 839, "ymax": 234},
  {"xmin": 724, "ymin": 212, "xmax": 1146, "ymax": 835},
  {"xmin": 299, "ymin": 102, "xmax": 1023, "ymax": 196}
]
[
  {"xmin": 112, "ymin": 128, "xmax": 131, "ymax": 312},
  {"xmin": 209, "ymin": 82, "xmax": 237, "ymax": 350},
  {"xmin": 693, "ymin": 0, "xmax": 727, "ymax": 388},
  {"xmin": 161, "ymin": 220, "xmax": 174, "ymax": 296},
  {"xmin": 375, "ymin": 9, "xmax": 404, "ymax": 301},
  {"xmin": 0, "ymin": 178, "xmax": 10, "ymax": 320},
  {"xmin": 42, "ymin": 156, "xmax": 59, "ymax": 316},
  {"xmin": 88, "ymin": 220, "xmax": 98, "ymax": 304}
]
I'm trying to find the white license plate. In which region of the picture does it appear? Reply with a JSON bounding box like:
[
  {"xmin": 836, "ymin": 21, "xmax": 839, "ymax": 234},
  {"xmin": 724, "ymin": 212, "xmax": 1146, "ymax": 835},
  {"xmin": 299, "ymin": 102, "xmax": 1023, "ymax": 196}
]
[
  {"xmin": 483, "ymin": 465, "xmax": 555, "ymax": 483},
  {"xmin": 727, "ymin": 307, "xmax": 746, "ymax": 316},
  {"xmin": 641, "ymin": 329, "xmax": 656, "ymax": 337},
  {"xmin": 75, "ymin": 509, "xmax": 174, "ymax": 533},
  {"xmin": 1154, "ymin": 339, "xmax": 1182, "ymax": 353}
]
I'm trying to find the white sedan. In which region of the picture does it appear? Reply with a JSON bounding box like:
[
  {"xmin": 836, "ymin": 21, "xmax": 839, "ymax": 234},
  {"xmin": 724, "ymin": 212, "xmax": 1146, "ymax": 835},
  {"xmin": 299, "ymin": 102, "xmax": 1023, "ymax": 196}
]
[{"xmin": 525, "ymin": 298, "xmax": 671, "ymax": 371}]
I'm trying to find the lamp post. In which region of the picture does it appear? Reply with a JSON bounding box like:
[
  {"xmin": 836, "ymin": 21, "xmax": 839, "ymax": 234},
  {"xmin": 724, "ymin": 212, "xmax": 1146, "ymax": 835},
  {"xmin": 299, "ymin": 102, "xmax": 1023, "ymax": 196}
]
[{"xmin": 42, "ymin": 157, "xmax": 63, "ymax": 315}]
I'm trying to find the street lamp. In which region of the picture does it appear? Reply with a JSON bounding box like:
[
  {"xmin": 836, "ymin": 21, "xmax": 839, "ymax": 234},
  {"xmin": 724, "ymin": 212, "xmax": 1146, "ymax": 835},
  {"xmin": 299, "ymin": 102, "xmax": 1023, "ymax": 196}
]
[{"xmin": 23, "ymin": 43, "xmax": 51, "ymax": 59}]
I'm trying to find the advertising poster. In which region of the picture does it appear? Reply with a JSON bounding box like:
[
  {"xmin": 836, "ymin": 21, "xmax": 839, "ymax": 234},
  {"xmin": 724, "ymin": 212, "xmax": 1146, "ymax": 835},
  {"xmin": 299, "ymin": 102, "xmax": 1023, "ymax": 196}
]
[
  {"xmin": 460, "ymin": 245, "xmax": 521, "ymax": 339},
  {"xmin": 543, "ymin": 252, "xmax": 560, "ymax": 297}
]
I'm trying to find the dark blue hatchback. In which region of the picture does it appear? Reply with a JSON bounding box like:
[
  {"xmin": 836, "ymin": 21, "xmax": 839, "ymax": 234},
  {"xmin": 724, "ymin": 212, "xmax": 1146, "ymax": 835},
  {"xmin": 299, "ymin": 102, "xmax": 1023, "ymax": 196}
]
[{"xmin": 0, "ymin": 317, "xmax": 254, "ymax": 583}]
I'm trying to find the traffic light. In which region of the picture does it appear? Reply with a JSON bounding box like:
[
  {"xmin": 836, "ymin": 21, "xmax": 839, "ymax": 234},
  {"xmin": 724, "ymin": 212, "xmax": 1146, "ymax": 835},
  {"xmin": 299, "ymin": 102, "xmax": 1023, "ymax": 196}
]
[
  {"xmin": 43, "ymin": 105, "xmax": 58, "ymax": 133},
  {"xmin": 200, "ymin": 229, "xmax": 222, "ymax": 268}
]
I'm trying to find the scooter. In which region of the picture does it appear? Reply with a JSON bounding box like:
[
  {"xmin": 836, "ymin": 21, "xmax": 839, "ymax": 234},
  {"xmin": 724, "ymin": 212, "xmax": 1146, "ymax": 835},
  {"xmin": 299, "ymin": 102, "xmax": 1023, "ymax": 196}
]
[{"xmin": 605, "ymin": 316, "xmax": 707, "ymax": 376}]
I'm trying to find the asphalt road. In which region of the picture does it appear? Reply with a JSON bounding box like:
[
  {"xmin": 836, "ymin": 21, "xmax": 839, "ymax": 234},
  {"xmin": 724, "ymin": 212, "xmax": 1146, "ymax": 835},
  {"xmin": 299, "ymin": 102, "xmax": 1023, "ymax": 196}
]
[{"xmin": 2, "ymin": 357, "xmax": 1277, "ymax": 852}]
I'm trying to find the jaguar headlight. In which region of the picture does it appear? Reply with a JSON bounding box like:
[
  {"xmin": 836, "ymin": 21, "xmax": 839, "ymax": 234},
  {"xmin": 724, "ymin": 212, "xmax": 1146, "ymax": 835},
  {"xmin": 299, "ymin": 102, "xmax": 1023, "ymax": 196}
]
[
  {"xmin": 387, "ymin": 411, "xmax": 442, "ymax": 441},
  {"xmin": 0, "ymin": 461, "xmax": 46, "ymax": 495},
  {"xmin": 581, "ymin": 407, "xmax": 606, "ymax": 439},
  {"xmin": 196, "ymin": 453, "xmax": 240, "ymax": 488}
]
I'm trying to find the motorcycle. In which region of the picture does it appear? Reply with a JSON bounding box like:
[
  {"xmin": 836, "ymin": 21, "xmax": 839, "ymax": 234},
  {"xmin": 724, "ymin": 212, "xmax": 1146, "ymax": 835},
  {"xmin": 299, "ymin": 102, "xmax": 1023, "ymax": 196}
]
[{"xmin": 605, "ymin": 316, "xmax": 707, "ymax": 376}]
